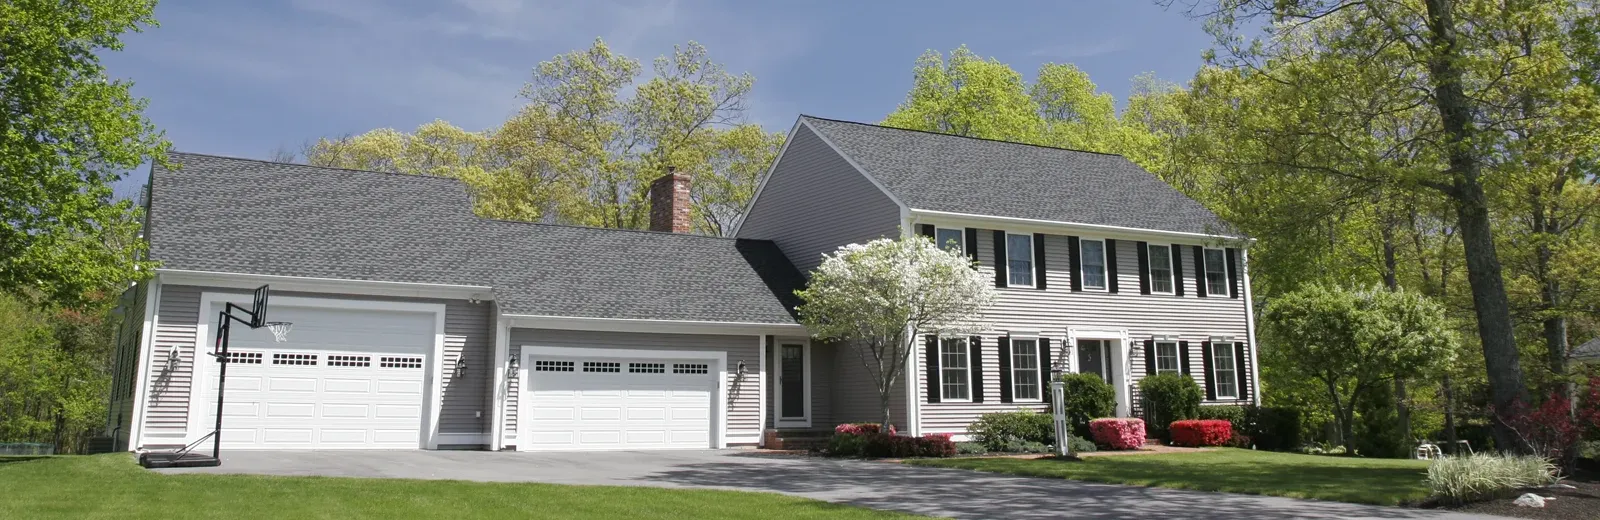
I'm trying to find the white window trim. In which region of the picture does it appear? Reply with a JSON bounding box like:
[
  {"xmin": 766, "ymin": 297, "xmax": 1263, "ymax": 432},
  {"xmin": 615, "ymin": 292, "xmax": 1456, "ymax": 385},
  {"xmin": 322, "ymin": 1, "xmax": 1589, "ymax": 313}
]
[
  {"xmin": 1211, "ymin": 343, "xmax": 1240, "ymax": 400},
  {"xmin": 1004, "ymin": 232, "xmax": 1036, "ymax": 288},
  {"xmin": 934, "ymin": 227, "xmax": 966, "ymax": 253},
  {"xmin": 1079, "ymin": 238, "xmax": 1109, "ymax": 292},
  {"xmin": 774, "ymin": 339, "xmax": 812, "ymax": 428},
  {"xmin": 938, "ymin": 336, "xmax": 973, "ymax": 402},
  {"xmin": 1203, "ymin": 248, "xmax": 1229, "ymax": 297},
  {"xmin": 1147, "ymin": 243, "xmax": 1176, "ymax": 295},
  {"xmin": 1008, "ymin": 335, "xmax": 1043, "ymax": 402},
  {"xmin": 1154, "ymin": 340, "xmax": 1182, "ymax": 374}
]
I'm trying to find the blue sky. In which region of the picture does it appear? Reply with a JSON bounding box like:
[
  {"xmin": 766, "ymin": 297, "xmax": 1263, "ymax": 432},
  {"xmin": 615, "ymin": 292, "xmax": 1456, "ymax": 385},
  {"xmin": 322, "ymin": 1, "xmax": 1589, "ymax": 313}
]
[{"xmin": 104, "ymin": 0, "xmax": 1216, "ymax": 197}]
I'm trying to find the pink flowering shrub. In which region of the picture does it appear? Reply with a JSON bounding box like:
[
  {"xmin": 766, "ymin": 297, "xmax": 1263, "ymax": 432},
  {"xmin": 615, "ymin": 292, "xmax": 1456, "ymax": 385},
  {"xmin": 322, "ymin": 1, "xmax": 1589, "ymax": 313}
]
[
  {"xmin": 835, "ymin": 423, "xmax": 896, "ymax": 436},
  {"xmin": 1089, "ymin": 418, "xmax": 1146, "ymax": 450}
]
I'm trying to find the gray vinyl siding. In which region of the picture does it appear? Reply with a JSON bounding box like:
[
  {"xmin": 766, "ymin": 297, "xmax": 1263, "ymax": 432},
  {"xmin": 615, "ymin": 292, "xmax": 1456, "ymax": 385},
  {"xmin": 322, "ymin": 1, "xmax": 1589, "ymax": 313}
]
[
  {"xmin": 735, "ymin": 125, "xmax": 902, "ymax": 275},
  {"xmin": 504, "ymin": 329, "xmax": 762, "ymax": 448},
  {"xmin": 914, "ymin": 231, "xmax": 1254, "ymax": 434},
  {"xmin": 108, "ymin": 282, "xmax": 149, "ymax": 451},
  {"xmin": 826, "ymin": 340, "xmax": 910, "ymax": 428},
  {"xmin": 136, "ymin": 285, "xmax": 494, "ymax": 444}
]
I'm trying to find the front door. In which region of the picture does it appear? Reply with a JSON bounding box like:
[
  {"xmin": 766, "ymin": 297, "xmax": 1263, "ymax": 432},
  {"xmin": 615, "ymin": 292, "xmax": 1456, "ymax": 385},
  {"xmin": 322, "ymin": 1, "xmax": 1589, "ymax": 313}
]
[
  {"xmin": 1078, "ymin": 339, "xmax": 1108, "ymax": 383},
  {"xmin": 779, "ymin": 344, "xmax": 806, "ymax": 422}
]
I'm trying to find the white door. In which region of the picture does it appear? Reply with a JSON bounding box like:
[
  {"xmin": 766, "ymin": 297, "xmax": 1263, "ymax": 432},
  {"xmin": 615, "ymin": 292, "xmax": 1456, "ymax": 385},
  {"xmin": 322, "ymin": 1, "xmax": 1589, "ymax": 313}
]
[
  {"xmin": 520, "ymin": 356, "xmax": 715, "ymax": 451},
  {"xmin": 198, "ymin": 305, "xmax": 435, "ymax": 450}
]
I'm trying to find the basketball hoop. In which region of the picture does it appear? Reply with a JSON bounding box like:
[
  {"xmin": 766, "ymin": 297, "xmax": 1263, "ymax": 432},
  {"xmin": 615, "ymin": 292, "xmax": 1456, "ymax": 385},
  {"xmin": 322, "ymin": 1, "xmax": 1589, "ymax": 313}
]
[{"xmin": 265, "ymin": 322, "xmax": 293, "ymax": 343}]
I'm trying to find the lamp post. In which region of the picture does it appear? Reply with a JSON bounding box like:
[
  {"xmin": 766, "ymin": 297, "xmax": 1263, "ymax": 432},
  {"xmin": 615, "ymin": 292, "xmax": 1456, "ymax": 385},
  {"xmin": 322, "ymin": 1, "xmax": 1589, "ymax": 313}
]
[{"xmin": 1050, "ymin": 364, "xmax": 1071, "ymax": 457}]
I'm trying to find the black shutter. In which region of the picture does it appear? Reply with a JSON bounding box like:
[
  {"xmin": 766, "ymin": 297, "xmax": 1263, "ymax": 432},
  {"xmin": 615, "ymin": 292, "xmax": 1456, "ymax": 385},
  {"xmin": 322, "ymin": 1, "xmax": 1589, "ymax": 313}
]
[
  {"xmin": 917, "ymin": 224, "xmax": 935, "ymax": 239},
  {"xmin": 1193, "ymin": 245, "xmax": 1208, "ymax": 297},
  {"xmin": 925, "ymin": 335, "xmax": 941, "ymax": 403},
  {"xmin": 970, "ymin": 336, "xmax": 985, "ymax": 403},
  {"xmin": 998, "ymin": 336, "xmax": 1014, "ymax": 403},
  {"xmin": 1106, "ymin": 239, "xmax": 1120, "ymax": 293},
  {"xmin": 1201, "ymin": 341, "xmax": 1217, "ymax": 401},
  {"xmin": 1172, "ymin": 245, "xmax": 1186, "ymax": 297},
  {"xmin": 1033, "ymin": 233, "xmax": 1047, "ymax": 290},
  {"xmin": 1067, "ymin": 236, "xmax": 1083, "ymax": 292},
  {"xmin": 1039, "ymin": 338, "xmax": 1053, "ymax": 403},
  {"xmin": 993, "ymin": 230, "xmax": 1008, "ymax": 288},
  {"xmin": 1235, "ymin": 342, "xmax": 1251, "ymax": 401},
  {"xmin": 1226, "ymin": 247, "xmax": 1240, "ymax": 298},
  {"xmin": 1179, "ymin": 340, "xmax": 1191, "ymax": 375},
  {"xmin": 1143, "ymin": 339, "xmax": 1156, "ymax": 377},
  {"xmin": 964, "ymin": 228, "xmax": 979, "ymax": 263},
  {"xmin": 1136, "ymin": 241, "xmax": 1151, "ymax": 295}
]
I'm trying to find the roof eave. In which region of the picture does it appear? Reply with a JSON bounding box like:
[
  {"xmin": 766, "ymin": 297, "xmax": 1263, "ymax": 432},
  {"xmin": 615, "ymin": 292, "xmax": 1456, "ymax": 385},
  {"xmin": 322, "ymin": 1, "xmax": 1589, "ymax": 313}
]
[{"xmin": 908, "ymin": 208, "xmax": 1253, "ymax": 245}]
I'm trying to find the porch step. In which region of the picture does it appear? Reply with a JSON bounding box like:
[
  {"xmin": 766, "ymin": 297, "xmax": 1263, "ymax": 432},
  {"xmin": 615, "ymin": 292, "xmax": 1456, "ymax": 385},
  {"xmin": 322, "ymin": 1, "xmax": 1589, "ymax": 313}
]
[
  {"xmin": 1145, "ymin": 438, "xmax": 1164, "ymax": 446},
  {"xmin": 763, "ymin": 429, "xmax": 833, "ymax": 451}
]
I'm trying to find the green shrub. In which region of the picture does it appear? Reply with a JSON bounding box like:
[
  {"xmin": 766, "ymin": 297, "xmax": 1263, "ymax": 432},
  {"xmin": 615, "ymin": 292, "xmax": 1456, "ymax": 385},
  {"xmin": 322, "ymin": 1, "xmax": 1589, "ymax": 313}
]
[
  {"xmin": 1198, "ymin": 405, "xmax": 1247, "ymax": 432},
  {"xmin": 995, "ymin": 439, "xmax": 1051, "ymax": 453},
  {"xmin": 1139, "ymin": 373, "xmax": 1202, "ymax": 440},
  {"xmin": 1427, "ymin": 454, "xmax": 1559, "ymax": 505},
  {"xmin": 1058, "ymin": 373, "xmax": 1117, "ymax": 437},
  {"xmin": 1354, "ymin": 382, "xmax": 1408, "ymax": 458},
  {"xmin": 827, "ymin": 432, "xmax": 868, "ymax": 457},
  {"xmin": 969, "ymin": 410, "xmax": 1053, "ymax": 451},
  {"xmin": 1067, "ymin": 435, "xmax": 1098, "ymax": 453},
  {"xmin": 955, "ymin": 441, "xmax": 987, "ymax": 455},
  {"xmin": 1246, "ymin": 406, "xmax": 1303, "ymax": 451}
]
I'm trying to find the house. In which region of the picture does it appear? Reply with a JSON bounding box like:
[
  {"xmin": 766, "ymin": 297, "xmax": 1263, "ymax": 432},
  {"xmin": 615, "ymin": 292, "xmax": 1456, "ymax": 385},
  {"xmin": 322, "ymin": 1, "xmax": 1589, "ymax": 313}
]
[
  {"xmin": 1577, "ymin": 337, "xmax": 1600, "ymax": 363},
  {"xmin": 107, "ymin": 115, "xmax": 1256, "ymax": 453}
]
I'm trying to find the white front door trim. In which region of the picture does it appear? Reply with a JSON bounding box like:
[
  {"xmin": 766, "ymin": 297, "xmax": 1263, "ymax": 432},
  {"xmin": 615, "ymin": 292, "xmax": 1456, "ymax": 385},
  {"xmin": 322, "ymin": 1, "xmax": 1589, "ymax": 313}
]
[
  {"xmin": 185, "ymin": 293, "xmax": 448, "ymax": 449},
  {"xmin": 516, "ymin": 345, "xmax": 728, "ymax": 451},
  {"xmin": 1068, "ymin": 327, "xmax": 1133, "ymax": 417},
  {"xmin": 773, "ymin": 339, "xmax": 812, "ymax": 428}
]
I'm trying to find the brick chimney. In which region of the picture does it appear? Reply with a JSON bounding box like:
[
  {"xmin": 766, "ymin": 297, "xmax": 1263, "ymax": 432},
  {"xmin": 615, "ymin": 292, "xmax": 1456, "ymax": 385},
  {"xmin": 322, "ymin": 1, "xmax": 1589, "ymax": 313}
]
[{"xmin": 648, "ymin": 167, "xmax": 692, "ymax": 233}]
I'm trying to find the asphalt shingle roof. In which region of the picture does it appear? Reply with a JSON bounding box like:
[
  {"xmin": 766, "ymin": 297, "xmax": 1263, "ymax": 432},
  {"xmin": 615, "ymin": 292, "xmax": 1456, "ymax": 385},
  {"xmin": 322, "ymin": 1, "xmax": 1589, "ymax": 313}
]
[
  {"xmin": 801, "ymin": 116, "xmax": 1238, "ymax": 237},
  {"xmin": 147, "ymin": 153, "xmax": 803, "ymax": 324},
  {"xmin": 1576, "ymin": 337, "xmax": 1600, "ymax": 361}
]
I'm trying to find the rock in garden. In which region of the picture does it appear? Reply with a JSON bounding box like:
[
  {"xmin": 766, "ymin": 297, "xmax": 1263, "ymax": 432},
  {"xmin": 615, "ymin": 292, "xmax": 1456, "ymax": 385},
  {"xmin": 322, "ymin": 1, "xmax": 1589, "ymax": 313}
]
[{"xmin": 1512, "ymin": 494, "xmax": 1547, "ymax": 508}]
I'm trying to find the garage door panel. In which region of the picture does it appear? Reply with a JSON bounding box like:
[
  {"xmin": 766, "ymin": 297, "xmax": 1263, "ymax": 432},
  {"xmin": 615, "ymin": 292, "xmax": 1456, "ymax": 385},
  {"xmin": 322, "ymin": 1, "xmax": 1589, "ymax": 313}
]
[
  {"xmin": 200, "ymin": 302, "xmax": 433, "ymax": 450},
  {"xmin": 521, "ymin": 354, "xmax": 716, "ymax": 451}
]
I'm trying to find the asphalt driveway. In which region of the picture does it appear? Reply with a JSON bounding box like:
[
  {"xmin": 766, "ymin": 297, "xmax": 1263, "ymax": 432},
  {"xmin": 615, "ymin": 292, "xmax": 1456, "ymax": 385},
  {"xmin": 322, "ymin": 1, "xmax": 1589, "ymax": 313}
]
[{"xmin": 158, "ymin": 450, "xmax": 1503, "ymax": 520}]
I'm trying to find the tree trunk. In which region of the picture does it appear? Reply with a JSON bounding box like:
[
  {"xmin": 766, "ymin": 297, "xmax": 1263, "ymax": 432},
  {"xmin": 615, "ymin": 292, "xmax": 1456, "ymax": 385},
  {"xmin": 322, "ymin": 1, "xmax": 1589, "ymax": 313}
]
[
  {"xmin": 1424, "ymin": 0, "xmax": 1530, "ymax": 453},
  {"xmin": 1380, "ymin": 216, "xmax": 1411, "ymax": 446},
  {"xmin": 1443, "ymin": 373, "xmax": 1460, "ymax": 454}
]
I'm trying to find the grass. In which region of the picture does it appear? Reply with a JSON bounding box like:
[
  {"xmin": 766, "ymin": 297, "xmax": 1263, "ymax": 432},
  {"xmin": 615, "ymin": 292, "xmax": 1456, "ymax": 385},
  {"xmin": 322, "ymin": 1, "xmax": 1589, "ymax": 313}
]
[
  {"xmin": 907, "ymin": 448, "xmax": 1433, "ymax": 506},
  {"xmin": 0, "ymin": 454, "xmax": 924, "ymax": 519}
]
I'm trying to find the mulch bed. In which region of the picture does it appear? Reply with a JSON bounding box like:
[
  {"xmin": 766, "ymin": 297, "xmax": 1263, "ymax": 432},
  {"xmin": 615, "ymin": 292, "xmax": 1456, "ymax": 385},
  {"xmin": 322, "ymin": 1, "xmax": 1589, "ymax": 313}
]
[{"xmin": 1445, "ymin": 479, "xmax": 1600, "ymax": 520}]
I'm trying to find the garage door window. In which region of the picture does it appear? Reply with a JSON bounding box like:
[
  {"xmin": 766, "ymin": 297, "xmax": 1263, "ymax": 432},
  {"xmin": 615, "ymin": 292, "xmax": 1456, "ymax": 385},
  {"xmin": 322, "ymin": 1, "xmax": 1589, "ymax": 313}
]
[
  {"xmin": 380, "ymin": 356, "xmax": 423, "ymax": 369},
  {"xmin": 583, "ymin": 361, "xmax": 621, "ymax": 373},
  {"xmin": 535, "ymin": 360, "xmax": 574, "ymax": 372},
  {"xmin": 226, "ymin": 351, "xmax": 263, "ymax": 364},
  {"xmin": 629, "ymin": 362, "xmax": 665, "ymax": 373},
  {"xmin": 327, "ymin": 355, "xmax": 371, "ymax": 367},
  {"xmin": 272, "ymin": 353, "xmax": 317, "ymax": 365},
  {"xmin": 673, "ymin": 363, "xmax": 709, "ymax": 374}
]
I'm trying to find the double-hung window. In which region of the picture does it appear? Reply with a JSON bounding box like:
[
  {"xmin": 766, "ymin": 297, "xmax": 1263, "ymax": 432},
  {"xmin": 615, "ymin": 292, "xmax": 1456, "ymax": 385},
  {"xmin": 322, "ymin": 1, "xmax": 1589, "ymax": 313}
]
[
  {"xmin": 1155, "ymin": 341, "xmax": 1181, "ymax": 374},
  {"xmin": 1006, "ymin": 234, "xmax": 1034, "ymax": 287},
  {"xmin": 1212, "ymin": 345, "xmax": 1239, "ymax": 399},
  {"xmin": 939, "ymin": 337, "xmax": 970, "ymax": 401},
  {"xmin": 934, "ymin": 228, "xmax": 965, "ymax": 254},
  {"xmin": 1148, "ymin": 244, "xmax": 1174, "ymax": 294},
  {"xmin": 1204, "ymin": 248, "xmax": 1228, "ymax": 295},
  {"xmin": 1081, "ymin": 239, "xmax": 1107, "ymax": 290},
  {"xmin": 1010, "ymin": 338, "xmax": 1041, "ymax": 401}
]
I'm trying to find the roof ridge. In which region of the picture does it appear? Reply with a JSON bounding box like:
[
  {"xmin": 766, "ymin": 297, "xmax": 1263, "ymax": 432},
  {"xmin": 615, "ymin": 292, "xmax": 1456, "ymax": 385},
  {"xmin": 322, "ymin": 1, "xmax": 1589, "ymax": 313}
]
[
  {"xmin": 477, "ymin": 217, "xmax": 759, "ymax": 242},
  {"xmin": 798, "ymin": 114, "xmax": 1129, "ymax": 158},
  {"xmin": 165, "ymin": 151, "xmax": 465, "ymax": 183}
]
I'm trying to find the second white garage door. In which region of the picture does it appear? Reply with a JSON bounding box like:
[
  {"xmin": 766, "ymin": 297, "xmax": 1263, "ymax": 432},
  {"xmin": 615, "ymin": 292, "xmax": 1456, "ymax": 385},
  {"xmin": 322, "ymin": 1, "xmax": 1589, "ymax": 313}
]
[{"xmin": 520, "ymin": 356, "xmax": 716, "ymax": 451}]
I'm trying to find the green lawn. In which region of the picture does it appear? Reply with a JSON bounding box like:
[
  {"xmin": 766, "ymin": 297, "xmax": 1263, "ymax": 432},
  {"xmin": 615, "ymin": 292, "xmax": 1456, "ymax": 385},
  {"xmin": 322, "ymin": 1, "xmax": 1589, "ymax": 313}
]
[
  {"xmin": 0, "ymin": 455, "xmax": 924, "ymax": 519},
  {"xmin": 907, "ymin": 448, "xmax": 1433, "ymax": 506}
]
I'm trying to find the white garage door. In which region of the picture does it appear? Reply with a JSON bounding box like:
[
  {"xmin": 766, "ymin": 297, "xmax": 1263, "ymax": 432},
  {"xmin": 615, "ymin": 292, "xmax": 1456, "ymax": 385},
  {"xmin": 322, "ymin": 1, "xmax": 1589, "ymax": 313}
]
[
  {"xmin": 198, "ymin": 304, "xmax": 435, "ymax": 450},
  {"xmin": 520, "ymin": 356, "xmax": 715, "ymax": 451}
]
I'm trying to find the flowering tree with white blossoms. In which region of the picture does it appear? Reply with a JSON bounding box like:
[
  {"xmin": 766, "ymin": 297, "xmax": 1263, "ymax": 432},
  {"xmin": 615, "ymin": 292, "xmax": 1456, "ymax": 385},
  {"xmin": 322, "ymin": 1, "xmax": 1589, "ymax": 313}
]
[{"xmin": 796, "ymin": 236, "xmax": 996, "ymax": 431}]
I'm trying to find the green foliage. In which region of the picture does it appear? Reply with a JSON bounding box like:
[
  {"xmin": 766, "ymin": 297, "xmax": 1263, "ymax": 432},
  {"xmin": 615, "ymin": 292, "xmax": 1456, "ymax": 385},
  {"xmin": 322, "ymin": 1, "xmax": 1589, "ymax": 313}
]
[
  {"xmin": 0, "ymin": 0, "xmax": 165, "ymax": 305},
  {"xmin": 1139, "ymin": 373, "xmax": 1202, "ymax": 439},
  {"xmin": 968, "ymin": 410, "xmax": 1054, "ymax": 452},
  {"xmin": 1426, "ymin": 454, "xmax": 1559, "ymax": 506},
  {"xmin": 0, "ymin": 293, "xmax": 115, "ymax": 452},
  {"xmin": 954, "ymin": 441, "xmax": 987, "ymax": 455},
  {"xmin": 309, "ymin": 39, "xmax": 783, "ymax": 236},
  {"xmin": 1246, "ymin": 406, "xmax": 1304, "ymax": 452},
  {"xmin": 1261, "ymin": 284, "xmax": 1457, "ymax": 451},
  {"xmin": 1354, "ymin": 382, "xmax": 1408, "ymax": 459},
  {"xmin": 1067, "ymin": 436, "xmax": 1099, "ymax": 454},
  {"xmin": 1058, "ymin": 373, "xmax": 1116, "ymax": 437},
  {"xmin": 1197, "ymin": 406, "xmax": 1247, "ymax": 430},
  {"xmin": 825, "ymin": 433, "xmax": 867, "ymax": 457}
]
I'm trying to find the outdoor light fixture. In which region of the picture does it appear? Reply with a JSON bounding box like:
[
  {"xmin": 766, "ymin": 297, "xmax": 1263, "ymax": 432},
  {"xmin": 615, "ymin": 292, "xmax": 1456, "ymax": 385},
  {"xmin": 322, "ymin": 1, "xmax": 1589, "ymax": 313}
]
[{"xmin": 139, "ymin": 285, "xmax": 289, "ymax": 469}]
